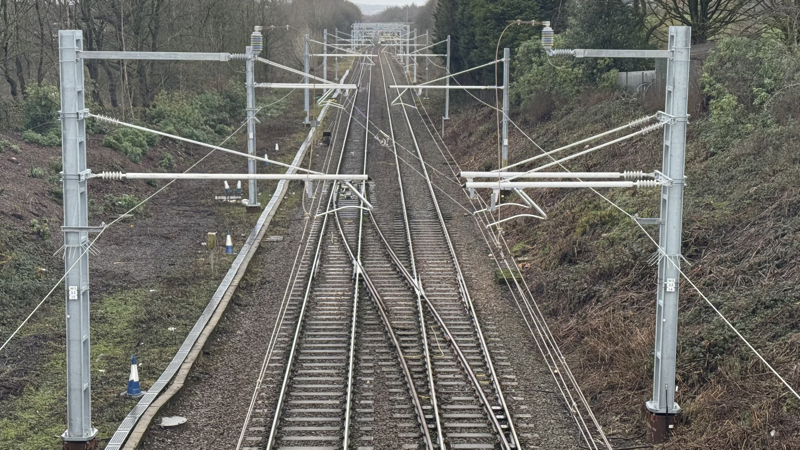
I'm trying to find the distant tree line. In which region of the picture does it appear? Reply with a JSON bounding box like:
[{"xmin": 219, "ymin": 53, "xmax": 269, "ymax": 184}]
[
  {"xmin": 430, "ymin": 0, "xmax": 800, "ymax": 78},
  {"xmin": 0, "ymin": 0, "xmax": 361, "ymax": 111}
]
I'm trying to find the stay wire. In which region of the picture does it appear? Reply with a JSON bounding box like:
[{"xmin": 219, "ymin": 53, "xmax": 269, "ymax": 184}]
[{"xmin": 482, "ymin": 88, "xmax": 800, "ymax": 404}]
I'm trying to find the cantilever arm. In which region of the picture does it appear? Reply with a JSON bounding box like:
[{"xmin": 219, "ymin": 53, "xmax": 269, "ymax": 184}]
[{"xmin": 255, "ymin": 56, "xmax": 337, "ymax": 85}]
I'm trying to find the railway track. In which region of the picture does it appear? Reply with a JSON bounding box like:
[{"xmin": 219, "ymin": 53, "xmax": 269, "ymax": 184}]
[
  {"xmin": 236, "ymin": 51, "xmax": 373, "ymax": 450},
  {"xmin": 238, "ymin": 44, "xmax": 521, "ymax": 450},
  {"xmin": 366, "ymin": 49, "xmax": 520, "ymax": 450}
]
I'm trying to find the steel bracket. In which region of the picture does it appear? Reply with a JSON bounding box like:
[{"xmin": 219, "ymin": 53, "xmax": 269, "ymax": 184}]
[
  {"xmin": 466, "ymin": 178, "xmax": 476, "ymax": 199},
  {"xmin": 634, "ymin": 214, "xmax": 661, "ymax": 226},
  {"xmin": 654, "ymin": 171, "xmax": 686, "ymax": 187},
  {"xmin": 62, "ymin": 222, "xmax": 107, "ymax": 234},
  {"xmin": 60, "ymin": 108, "xmax": 91, "ymax": 120},
  {"xmin": 657, "ymin": 111, "xmax": 690, "ymax": 125},
  {"xmin": 489, "ymin": 189, "xmax": 500, "ymax": 211},
  {"xmin": 246, "ymin": 109, "xmax": 261, "ymax": 123},
  {"xmin": 62, "ymin": 169, "xmax": 93, "ymax": 182}
]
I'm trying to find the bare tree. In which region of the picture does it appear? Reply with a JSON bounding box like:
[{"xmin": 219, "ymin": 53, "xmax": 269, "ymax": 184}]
[
  {"xmin": 0, "ymin": 0, "xmax": 360, "ymax": 110},
  {"xmin": 758, "ymin": 0, "xmax": 800, "ymax": 45},
  {"xmin": 632, "ymin": 0, "xmax": 669, "ymax": 42},
  {"xmin": 653, "ymin": 0, "xmax": 759, "ymax": 43}
]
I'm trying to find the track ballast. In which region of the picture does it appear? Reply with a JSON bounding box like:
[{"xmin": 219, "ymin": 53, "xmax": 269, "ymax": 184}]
[{"xmin": 238, "ymin": 45, "xmax": 520, "ymax": 450}]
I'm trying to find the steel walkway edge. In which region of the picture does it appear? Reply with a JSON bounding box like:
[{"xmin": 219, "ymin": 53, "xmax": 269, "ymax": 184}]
[{"xmin": 105, "ymin": 69, "xmax": 353, "ymax": 450}]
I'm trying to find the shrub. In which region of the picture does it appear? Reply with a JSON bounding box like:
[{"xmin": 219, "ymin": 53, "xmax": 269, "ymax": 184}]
[
  {"xmin": 0, "ymin": 139, "xmax": 20, "ymax": 153},
  {"xmin": 29, "ymin": 219, "xmax": 50, "ymax": 241},
  {"xmin": 512, "ymin": 37, "xmax": 587, "ymax": 107},
  {"xmin": 146, "ymin": 91, "xmax": 216, "ymax": 143},
  {"xmin": 22, "ymin": 129, "xmax": 61, "ymax": 147},
  {"xmin": 145, "ymin": 82, "xmax": 245, "ymax": 144},
  {"xmin": 29, "ymin": 167, "xmax": 45, "ymax": 179},
  {"xmin": 23, "ymin": 85, "xmax": 60, "ymax": 131},
  {"xmin": 159, "ymin": 152, "xmax": 175, "ymax": 170},
  {"xmin": 103, "ymin": 128, "xmax": 157, "ymax": 163},
  {"xmin": 49, "ymin": 157, "xmax": 62, "ymax": 173},
  {"xmin": 700, "ymin": 36, "xmax": 799, "ymax": 153},
  {"xmin": 103, "ymin": 194, "xmax": 142, "ymax": 215}
]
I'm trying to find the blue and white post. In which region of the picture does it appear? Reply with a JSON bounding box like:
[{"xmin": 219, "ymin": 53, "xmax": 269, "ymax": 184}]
[{"xmin": 126, "ymin": 355, "xmax": 144, "ymax": 399}]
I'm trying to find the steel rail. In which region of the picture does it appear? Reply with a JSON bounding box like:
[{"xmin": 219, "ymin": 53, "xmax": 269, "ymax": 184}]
[
  {"xmin": 383, "ymin": 50, "xmax": 522, "ymax": 449},
  {"xmin": 415, "ymin": 83, "xmax": 607, "ymax": 447},
  {"xmin": 263, "ymin": 188, "xmax": 334, "ymax": 450},
  {"xmin": 376, "ymin": 44, "xmax": 446, "ymax": 449},
  {"xmin": 329, "ymin": 46, "xmax": 433, "ymax": 449},
  {"xmin": 409, "ymin": 68, "xmax": 614, "ymax": 449},
  {"xmin": 365, "ymin": 207, "xmax": 516, "ymax": 449},
  {"xmin": 263, "ymin": 54, "xmax": 370, "ymax": 450},
  {"xmin": 232, "ymin": 68, "xmax": 358, "ymax": 450},
  {"xmin": 473, "ymin": 195, "xmax": 603, "ymax": 449},
  {"xmin": 332, "ymin": 205, "xmax": 435, "ymax": 450},
  {"xmin": 341, "ymin": 48, "xmax": 374, "ymax": 450}
]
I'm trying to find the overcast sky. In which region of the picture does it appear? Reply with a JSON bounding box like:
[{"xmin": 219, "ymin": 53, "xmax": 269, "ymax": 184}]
[{"xmin": 358, "ymin": 1, "xmax": 420, "ymax": 6}]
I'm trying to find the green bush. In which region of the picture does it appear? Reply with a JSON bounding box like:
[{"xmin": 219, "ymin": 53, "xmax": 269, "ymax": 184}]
[
  {"xmin": 29, "ymin": 167, "xmax": 45, "ymax": 179},
  {"xmin": 49, "ymin": 157, "xmax": 62, "ymax": 173},
  {"xmin": 18, "ymin": 85, "xmax": 61, "ymax": 146},
  {"xmin": 103, "ymin": 194, "xmax": 142, "ymax": 215},
  {"xmin": 29, "ymin": 219, "xmax": 50, "ymax": 241},
  {"xmin": 159, "ymin": 152, "xmax": 175, "ymax": 170},
  {"xmin": 22, "ymin": 129, "xmax": 61, "ymax": 147},
  {"xmin": 146, "ymin": 91, "xmax": 216, "ymax": 143},
  {"xmin": 197, "ymin": 79, "xmax": 246, "ymax": 125},
  {"xmin": 0, "ymin": 139, "xmax": 20, "ymax": 154},
  {"xmin": 145, "ymin": 82, "xmax": 245, "ymax": 144},
  {"xmin": 512, "ymin": 37, "xmax": 587, "ymax": 105},
  {"xmin": 700, "ymin": 36, "xmax": 799, "ymax": 153},
  {"xmin": 23, "ymin": 85, "xmax": 60, "ymax": 131},
  {"xmin": 103, "ymin": 127, "xmax": 157, "ymax": 163}
]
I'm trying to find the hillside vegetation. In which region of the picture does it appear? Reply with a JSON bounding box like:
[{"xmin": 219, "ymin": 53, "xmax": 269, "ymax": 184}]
[{"xmin": 436, "ymin": 0, "xmax": 800, "ymax": 446}]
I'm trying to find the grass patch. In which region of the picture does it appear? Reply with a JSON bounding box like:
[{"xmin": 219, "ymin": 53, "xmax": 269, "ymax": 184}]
[{"xmin": 0, "ymin": 276, "xmax": 224, "ymax": 449}]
